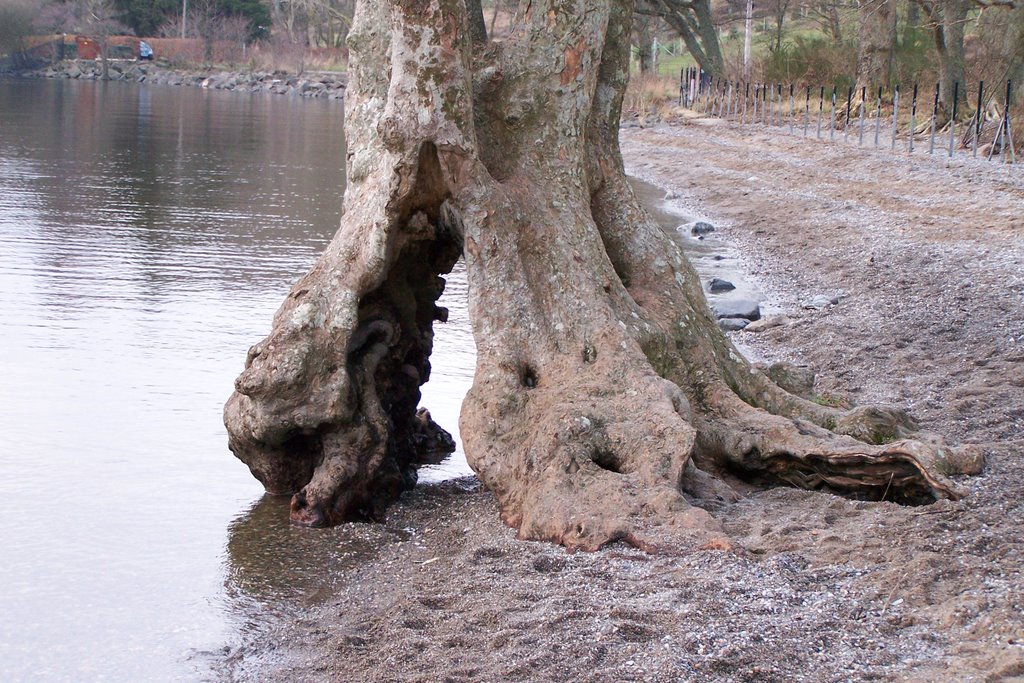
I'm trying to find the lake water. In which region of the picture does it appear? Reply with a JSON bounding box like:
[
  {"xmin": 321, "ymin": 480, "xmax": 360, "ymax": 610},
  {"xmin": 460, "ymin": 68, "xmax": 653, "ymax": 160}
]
[{"xmin": 0, "ymin": 77, "xmax": 474, "ymax": 682}]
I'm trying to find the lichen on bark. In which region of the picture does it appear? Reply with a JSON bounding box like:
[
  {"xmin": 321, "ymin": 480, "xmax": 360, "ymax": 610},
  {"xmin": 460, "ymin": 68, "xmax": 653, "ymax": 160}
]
[{"xmin": 224, "ymin": 0, "xmax": 981, "ymax": 550}]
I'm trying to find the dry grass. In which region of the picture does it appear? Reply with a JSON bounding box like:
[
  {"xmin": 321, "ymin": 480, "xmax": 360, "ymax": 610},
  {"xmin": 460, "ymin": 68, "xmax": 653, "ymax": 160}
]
[
  {"xmin": 243, "ymin": 40, "xmax": 346, "ymax": 74},
  {"xmin": 623, "ymin": 73, "xmax": 681, "ymax": 119}
]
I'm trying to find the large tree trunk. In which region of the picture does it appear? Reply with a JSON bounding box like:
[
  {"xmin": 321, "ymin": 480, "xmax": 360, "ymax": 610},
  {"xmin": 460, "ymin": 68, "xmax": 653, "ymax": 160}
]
[
  {"xmin": 633, "ymin": 14, "xmax": 655, "ymax": 74},
  {"xmin": 225, "ymin": 0, "xmax": 979, "ymax": 550},
  {"xmin": 857, "ymin": 0, "xmax": 896, "ymax": 91},
  {"xmin": 937, "ymin": 0, "xmax": 968, "ymax": 116}
]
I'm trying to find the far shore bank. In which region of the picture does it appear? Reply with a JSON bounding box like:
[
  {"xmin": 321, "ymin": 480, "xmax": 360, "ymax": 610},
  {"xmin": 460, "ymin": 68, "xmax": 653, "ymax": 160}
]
[{"xmin": 7, "ymin": 60, "xmax": 347, "ymax": 100}]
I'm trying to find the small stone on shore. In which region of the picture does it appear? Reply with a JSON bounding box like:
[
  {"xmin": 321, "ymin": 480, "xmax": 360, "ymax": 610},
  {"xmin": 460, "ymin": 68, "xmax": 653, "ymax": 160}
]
[
  {"xmin": 802, "ymin": 292, "xmax": 845, "ymax": 310},
  {"xmin": 709, "ymin": 278, "xmax": 736, "ymax": 293},
  {"xmin": 744, "ymin": 315, "xmax": 791, "ymax": 332},
  {"xmin": 713, "ymin": 299, "xmax": 761, "ymax": 321},
  {"xmin": 718, "ymin": 318, "xmax": 750, "ymax": 332}
]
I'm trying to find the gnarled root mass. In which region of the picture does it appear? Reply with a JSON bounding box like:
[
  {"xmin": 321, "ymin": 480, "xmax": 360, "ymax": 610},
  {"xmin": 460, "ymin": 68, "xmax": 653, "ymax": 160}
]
[{"xmin": 224, "ymin": 0, "xmax": 982, "ymax": 550}]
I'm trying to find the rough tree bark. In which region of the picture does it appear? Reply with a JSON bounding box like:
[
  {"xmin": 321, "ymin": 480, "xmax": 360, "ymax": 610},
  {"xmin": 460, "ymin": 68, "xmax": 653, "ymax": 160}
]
[
  {"xmin": 225, "ymin": 0, "xmax": 981, "ymax": 550},
  {"xmin": 856, "ymin": 0, "xmax": 896, "ymax": 92}
]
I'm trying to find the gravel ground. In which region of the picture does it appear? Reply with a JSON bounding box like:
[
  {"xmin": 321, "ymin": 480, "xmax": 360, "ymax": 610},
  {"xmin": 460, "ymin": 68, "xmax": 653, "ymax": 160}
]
[{"xmin": 218, "ymin": 119, "xmax": 1024, "ymax": 683}]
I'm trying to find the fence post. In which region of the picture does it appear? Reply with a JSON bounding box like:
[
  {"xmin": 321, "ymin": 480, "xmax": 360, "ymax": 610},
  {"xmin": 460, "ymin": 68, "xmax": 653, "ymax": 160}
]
[
  {"xmin": 858, "ymin": 86, "xmax": 866, "ymax": 145},
  {"xmin": 789, "ymin": 84, "xmax": 795, "ymax": 134},
  {"xmin": 844, "ymin": 86, "xmax": 852, "ymax": 143},
  {"xmin": 890, "ymin": 85, "xmax": 900, "ymax": 151},
  {"xmin": 874, "ymin": 86, "xmax": 883, "ymax": 147},
  {"xmin": 804, "ymin": 85, "xmax": 810, "ymax": 136},
  {"xmin": 909, "ymin": 82, "xmax": 919, "ymax": 153},
  {"xmin": 928, "ymin": 82, "xmax": 939, "ymax": 154},
  {"xmin": 949, "ymin": 81, "xmax": 959, "ymax": 157},
  {"xmin": 817, "ymin": 86, "xmax": 824, "ymax": 138},
  {"xmin": 973, "ymin": 80, "xmax": 984, "ymax": 157},
  {"xmin": 743, "ymin": 81, "xmax": 749, "ymax": 124},
  {"xmin": 1007, "ymin": 80, "xmax": 1016, "ymax": 164},
  {"xmin": 1001, "ymin": 79, "xmax": 1012, "ymax": 160},
  {"xmin": 763, "ymin": 82, "xmax": 769, "ymax": 125},
  {"xmin": 829, "ymin": 86, "xmax": 837, "ymax": 141}
]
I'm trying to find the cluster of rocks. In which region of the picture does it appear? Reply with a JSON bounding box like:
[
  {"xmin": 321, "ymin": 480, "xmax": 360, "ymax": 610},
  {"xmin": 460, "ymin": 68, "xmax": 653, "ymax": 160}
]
[{"xmin": 18, "ymin": 60, "xmax": 348, "ymax": 100}]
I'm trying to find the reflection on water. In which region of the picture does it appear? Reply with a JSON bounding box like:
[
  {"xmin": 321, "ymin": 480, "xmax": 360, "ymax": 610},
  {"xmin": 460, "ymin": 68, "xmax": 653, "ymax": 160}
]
[
  {"xmin": 0, "ymin": 77, "xmax": 475, "ymax": 682},
  {"xmin": 225, "ymin": 496, "xmax": 383, "ymax": 611}
]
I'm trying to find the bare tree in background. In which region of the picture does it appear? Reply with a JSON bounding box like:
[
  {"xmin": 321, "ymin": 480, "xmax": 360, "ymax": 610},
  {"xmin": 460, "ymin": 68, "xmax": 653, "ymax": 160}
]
[
  {"xmin": 801, "ymin": 0, "xmax": 844, "ymax": 46},
  {"xmin": 764, "ymin": 0, "xmax": 793, "ymax": 52},
  {"xmin": 856, "ymin": 0, "xmax": 896, "ymax": 91},
  {"xmin": 270, "ymin": 0, "xmax": 354, "ymax": 47},
  {"xmin": 0, "ymin": 0, "xmax": 44, "ymax": 67},
  {"xmin": 633, "ymin": 12, "xmax": 655, "ymax": 73},
  {"xmin": 636, "ymin": 0, "xmax": 725, "ymax": 75}
]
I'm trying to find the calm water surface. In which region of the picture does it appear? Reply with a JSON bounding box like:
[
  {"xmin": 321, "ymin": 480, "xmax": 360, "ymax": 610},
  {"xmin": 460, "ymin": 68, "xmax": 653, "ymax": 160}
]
[{"xmin": 0, "ymin": 78, "xmax": 474, "ymax": 681}]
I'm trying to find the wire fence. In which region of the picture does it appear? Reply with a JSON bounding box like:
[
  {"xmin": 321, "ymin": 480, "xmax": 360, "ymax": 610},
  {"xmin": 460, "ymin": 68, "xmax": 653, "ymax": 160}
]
[{"xmin": 678, "ymin": 67, "xmax": 1018, "ymax": 165}]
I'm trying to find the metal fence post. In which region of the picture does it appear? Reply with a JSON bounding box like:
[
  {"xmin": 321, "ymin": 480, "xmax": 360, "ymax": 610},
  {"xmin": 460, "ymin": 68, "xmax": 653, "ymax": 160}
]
[
  {"xmin": 909, "ymin": 82, "xmax": 918, "ymax": 153},
  {"xmin": 763, "ymin": 82, "xmax": 769, "ymax": 125},
  {"xmin": 858, "ymin": 86, "xmax": 866, "ymax": 145},
  {"xmin": 1007, "ymin": 80, "xmax": 1016, "ymax": 164},
  {"xmin": 789, "ymin": 84, "xmax": 795, "ymax": 134},
  {"xmin": 874, "ymin": 86, "xmax": 882, "ymax": 147},
  {"xmin": 803, "ymin": 85, "xmax": 810, "ymax": 136},
  {"xmin": 817, "ymin": 85, "xmax": 824, "ymax": 138},
  {"xmin": 949, "ymin": 81, "xmax": 959, "ymax": 157},
  {"xmin": 973, "ymin": 80, "xmax": 984, "ymax": 157},
  {"xmin": 829, "ymin": 86, "xmax": 837, "ymax": 141},
  {"xmin": 891, "ymin": 85, "xmax": 900, "ymax": 152},
  {"xmin": 844, "ymin": 86, "xmax": 853, "ymax": 143},
  {"xmin": 929, "ymin": 82, "xmax": 939, "ymax": 154}
]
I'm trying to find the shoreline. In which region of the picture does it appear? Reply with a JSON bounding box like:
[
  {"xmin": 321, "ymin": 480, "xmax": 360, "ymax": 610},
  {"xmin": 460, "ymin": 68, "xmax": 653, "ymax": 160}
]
[{"xmin": 8, "ymin": 60, "xmax": 347, "ymax": 100}]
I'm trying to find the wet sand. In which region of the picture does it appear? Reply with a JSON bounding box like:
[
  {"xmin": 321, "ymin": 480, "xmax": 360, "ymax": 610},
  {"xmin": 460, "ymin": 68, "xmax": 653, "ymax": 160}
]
[{"xmin": 219, "ymin": 120, "xmax": 1024, "ymax": 682}]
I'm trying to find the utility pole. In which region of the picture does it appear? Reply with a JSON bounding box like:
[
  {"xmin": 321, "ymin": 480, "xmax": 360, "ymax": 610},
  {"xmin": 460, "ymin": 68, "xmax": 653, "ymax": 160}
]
[
  {"xmin": 182, "ymin": 0, "xmax": 188, "ymax": 39},
  {"xmin": 743, "ymin": 0, "xmax": 753, "ymax": 75}
]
